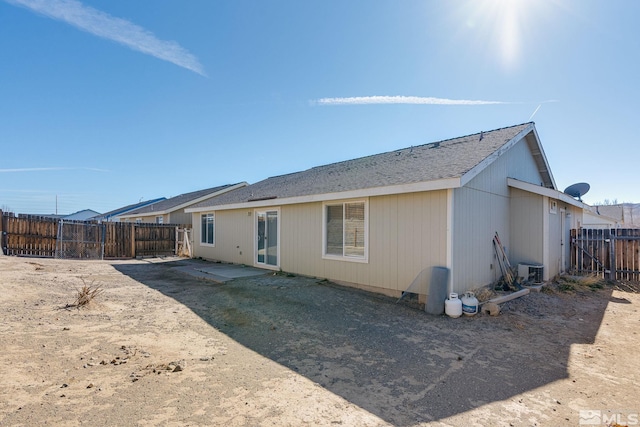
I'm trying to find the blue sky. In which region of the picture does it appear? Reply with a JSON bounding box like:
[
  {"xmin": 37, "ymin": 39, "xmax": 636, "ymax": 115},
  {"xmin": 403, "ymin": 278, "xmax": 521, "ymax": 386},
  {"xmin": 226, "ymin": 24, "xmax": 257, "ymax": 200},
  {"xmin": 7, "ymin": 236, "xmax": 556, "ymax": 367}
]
[{"xmin": 1, "ymin": 0, "xmax": 638, "ymax": 215}]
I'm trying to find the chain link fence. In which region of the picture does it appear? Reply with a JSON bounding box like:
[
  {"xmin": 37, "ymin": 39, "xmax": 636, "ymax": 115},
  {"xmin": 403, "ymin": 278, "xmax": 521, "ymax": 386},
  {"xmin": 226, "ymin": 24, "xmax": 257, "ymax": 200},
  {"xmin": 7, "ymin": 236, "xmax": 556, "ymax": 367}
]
[{"xmin": 55, "ymin": 220, "xmax": 105, "ymax": 260}]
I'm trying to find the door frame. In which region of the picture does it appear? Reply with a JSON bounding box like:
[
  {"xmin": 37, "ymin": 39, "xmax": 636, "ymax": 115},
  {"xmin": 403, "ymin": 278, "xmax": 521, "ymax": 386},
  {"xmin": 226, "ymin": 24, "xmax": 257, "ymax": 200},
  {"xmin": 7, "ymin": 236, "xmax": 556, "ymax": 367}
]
[
  {"xmin": 254, "ymin": 207, "xmax": 281, "ymax": 270},
  {"xmin": 560, "ymin": 208, "xmax": 571, "ymax": 273}
]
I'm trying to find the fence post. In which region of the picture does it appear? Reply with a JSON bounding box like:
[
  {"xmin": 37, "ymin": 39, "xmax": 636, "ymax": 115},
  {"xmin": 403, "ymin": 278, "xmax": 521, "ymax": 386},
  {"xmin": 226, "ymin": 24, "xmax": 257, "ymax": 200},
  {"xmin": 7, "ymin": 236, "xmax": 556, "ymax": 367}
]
[
  {"xmin": 608, "ymin": 228, "xmax": 616, "ymax": 281},
  {"xmin": 100, "ymin": 223, "xmax": 106, "ymax": 260},
  {"xmin": 130, "ymin": 223, "xmax": 136, "ymax": 258},
  {"xmin": 0, "ymin": 210, "xmax": 4, "ymax": 255}
]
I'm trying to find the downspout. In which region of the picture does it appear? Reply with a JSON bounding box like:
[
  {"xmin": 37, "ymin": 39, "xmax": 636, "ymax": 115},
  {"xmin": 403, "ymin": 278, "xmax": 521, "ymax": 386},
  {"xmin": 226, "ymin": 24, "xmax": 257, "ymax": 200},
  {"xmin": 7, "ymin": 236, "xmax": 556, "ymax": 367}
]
[
  {"xmin": 446, "ymin": 188, "xmax": 455, "ymax": 294},
  {"xmin": 542, "ymin": 196, "xmax": 550, "ymax": 281}
]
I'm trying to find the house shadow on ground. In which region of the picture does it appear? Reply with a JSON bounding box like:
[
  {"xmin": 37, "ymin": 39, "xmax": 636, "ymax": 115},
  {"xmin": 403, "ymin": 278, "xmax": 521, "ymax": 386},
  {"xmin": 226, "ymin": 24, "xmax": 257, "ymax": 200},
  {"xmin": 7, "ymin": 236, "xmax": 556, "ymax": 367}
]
[{"xmin": 113, "ymin": 259, "xmax": 611, "ymax": 426}]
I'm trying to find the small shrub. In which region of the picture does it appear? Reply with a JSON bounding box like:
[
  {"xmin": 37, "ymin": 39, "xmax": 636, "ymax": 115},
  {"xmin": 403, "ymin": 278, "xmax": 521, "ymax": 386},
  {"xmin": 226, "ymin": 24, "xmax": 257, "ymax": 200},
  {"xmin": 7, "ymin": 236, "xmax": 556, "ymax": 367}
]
[{"xmin": 70, "ymin": 278, "xmax": 104, "ymax": 308}]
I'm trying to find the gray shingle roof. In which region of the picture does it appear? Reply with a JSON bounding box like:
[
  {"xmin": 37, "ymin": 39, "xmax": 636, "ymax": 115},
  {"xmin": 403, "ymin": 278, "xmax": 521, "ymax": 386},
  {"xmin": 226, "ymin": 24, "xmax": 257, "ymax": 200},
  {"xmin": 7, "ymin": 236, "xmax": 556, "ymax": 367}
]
[
  {"xmin": 190, "ymin": 123, "xmax": 534, "ymax": 209},
  {"xmin": 91, "ymin": 198, "xmax": 166, "ymax": 221},
  {"xmin": 123, "ymin": 184, "xmax": 240, "ymax": 215}
]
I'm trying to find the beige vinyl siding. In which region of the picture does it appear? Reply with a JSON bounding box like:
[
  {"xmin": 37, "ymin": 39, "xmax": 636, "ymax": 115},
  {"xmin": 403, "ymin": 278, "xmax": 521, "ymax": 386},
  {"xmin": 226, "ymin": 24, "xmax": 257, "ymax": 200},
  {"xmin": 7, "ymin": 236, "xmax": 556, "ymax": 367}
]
[
  {"xmin": 122, "ymin": 210, "xmax": 191, "ymax": 226},
  {"xmin": 168, "ymin": 210, "xmax": 192, "ymax": 226},
  {"xmin": 453, "ymin": 185, "xmax": 509, "ymax": 292},
  {"xmin": 195, "ymin": 191, "xmax": 448, "ymax": 296},
  {"xmin": 279, "ymin": 203, "xmax": 323, "ymax": 275},
  {"xmin": 120, "ymin": 212, "xmax": 191, "ymax": 225},
  {"xmin": 509, "ymin": 188, "xmax": 544, "ymax": 266},
  {"xmin": 547, "ymin": 200, "xmax": 583, "ymax": 279},
  {"xmin": 453, "ymin": 137, "xmax": 546, "ymax": 293},
  {"xmin": 126, "ymin": 214, "xmax": 167, "ymax": 224},
  {"xmin": 280, "ymin": 191, "xmax": 448, "ymax": 295},
  {"xmin": 192, "ymin": 210, "xmax": 254, "ymax": 265},
  {"xmin": 389, "ymin": 191, "xmax": 447, "ymax": 293},
  {"xmin": 547, "ymin": 199, "xmax": 563, "ymax": 278}
]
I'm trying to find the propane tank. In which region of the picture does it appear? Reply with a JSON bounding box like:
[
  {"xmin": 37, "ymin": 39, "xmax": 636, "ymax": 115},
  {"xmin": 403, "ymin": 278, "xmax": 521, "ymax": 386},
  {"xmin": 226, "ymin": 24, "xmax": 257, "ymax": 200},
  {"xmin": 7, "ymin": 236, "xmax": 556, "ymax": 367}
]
[
  {"xmin": 462, "ymin": 292, "xmax": 479, "ymax": 316},
  {"xmin": 445, "ymin": 293, "xmax": 462, "ymax": 318}
]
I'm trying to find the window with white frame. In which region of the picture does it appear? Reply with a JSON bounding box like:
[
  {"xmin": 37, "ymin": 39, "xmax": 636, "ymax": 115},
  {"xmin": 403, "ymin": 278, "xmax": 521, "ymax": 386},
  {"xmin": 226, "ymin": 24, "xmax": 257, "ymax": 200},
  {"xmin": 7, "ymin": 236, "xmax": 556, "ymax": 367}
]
[
  {"xmin": 155, "ymin": 216, "xmax": 163, "ymax": 224},
  {"xmin": 324, "ymin": 201, "xmax": 367, "ymax": 260},
  {"xmin": 201, "ymin": 213, "xmax": 215, "ymax": 245}
]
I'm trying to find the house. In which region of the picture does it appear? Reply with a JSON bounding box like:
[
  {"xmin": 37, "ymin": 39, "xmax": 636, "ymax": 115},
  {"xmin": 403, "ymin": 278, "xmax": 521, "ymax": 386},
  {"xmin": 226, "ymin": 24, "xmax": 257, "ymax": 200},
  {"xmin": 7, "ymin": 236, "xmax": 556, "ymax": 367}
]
[
  {"xmin": 117, "ymin": 183, "xmax": 247, "ymax": 226},
  {"xmin": 63, "ymin": 209, "xmax": 101, "ymax": 221},
  {"xmin": 185, "ymin": 123, "xmax": 590, "ymax": 300},
  {"xmin": 590, "ymin": 203, "xmax": 640, "ymax": 228},
  {"xmin": 90, "ymin": 198, "xmax": 166, "ymax": 222},
  {"xmin": 583, "ymin": 206, "xmax": 621, "ymax": 229}
]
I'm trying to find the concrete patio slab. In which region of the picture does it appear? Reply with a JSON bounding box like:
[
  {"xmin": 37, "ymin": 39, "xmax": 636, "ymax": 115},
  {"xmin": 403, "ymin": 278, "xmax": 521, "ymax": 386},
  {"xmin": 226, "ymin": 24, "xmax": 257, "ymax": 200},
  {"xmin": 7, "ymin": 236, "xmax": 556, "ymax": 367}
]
[{"xmin": 171, "ymin": 261, "xmax": 270, "ymax": 283}]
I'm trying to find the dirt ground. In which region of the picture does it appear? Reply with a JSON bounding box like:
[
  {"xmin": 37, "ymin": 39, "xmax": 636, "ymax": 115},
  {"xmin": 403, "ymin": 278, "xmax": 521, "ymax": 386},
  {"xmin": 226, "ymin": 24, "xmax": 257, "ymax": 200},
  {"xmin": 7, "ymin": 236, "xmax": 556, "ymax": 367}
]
[{"xmin": 0, "ymin": 255, "xmax": 638, "ymax": 427}]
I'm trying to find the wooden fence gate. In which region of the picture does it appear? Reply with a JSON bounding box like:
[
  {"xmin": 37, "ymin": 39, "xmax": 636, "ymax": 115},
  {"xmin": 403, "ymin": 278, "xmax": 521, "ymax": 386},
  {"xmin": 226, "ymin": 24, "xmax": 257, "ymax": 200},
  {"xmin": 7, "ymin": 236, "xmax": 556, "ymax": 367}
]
[
  {"xmin": 571, "ymin": 228, "xmax": 640, "ymax": 281},
  {"xmin": 55, "ymin": 220, "xmax": 106, "ymax": 260}
]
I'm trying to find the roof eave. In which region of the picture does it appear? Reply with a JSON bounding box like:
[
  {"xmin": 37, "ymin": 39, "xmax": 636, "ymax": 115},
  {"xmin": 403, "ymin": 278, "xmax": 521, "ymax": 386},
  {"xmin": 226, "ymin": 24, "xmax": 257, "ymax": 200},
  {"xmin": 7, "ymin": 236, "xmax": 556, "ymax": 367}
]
[
  {"xmin": 186, "ymin": 177, "xmax": 461, "ymax": 213},
  {"xmin": 507, "ymin": 178, "xmax": 586, "ymax": 208},
  {"xmin": 460, "ymin": 123, "xmax": 538, "ymax": 187},
  {"xmin": 163, "ymin": 182, "xmax": 249, "ymax": 213},
  {"xmin": 119, "ymin": 183, "xmax": 248, "ymax": 218},
  {"xmin": 526, "ymin": 126, "xmax": 557, "ymax": 190}
]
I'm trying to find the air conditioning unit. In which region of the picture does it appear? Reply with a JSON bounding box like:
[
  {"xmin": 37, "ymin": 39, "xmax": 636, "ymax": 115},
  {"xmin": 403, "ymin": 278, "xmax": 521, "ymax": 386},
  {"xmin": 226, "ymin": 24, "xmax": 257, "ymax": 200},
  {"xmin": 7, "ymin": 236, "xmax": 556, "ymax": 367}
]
[{"xmin": 518, "ymin": 263, "xmax": 544, "ymax": 284}]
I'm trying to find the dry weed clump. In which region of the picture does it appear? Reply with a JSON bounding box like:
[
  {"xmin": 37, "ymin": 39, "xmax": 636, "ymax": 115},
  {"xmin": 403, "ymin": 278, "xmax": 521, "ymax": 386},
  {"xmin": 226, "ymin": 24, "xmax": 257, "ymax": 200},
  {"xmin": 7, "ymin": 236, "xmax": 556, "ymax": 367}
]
[
  {"xmin": 471, "ymin": 286, "xmax": 497, "ymax": 303},
  {"xmin": 69, "ymin": 278, "xmax": 104, "ymax": 308},
  {"xmin": 552, "ymin": 275, "xmax": 608, "ymax": 293}
]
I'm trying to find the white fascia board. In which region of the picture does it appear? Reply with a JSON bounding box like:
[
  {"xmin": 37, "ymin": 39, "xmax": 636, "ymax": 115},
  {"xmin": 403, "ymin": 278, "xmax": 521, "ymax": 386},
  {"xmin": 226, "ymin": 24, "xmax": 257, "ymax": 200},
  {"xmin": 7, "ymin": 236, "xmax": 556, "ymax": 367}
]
[
  {"xmin": 460, "ymin": 124, "xmax": 535, "ymax": 188},
  {"xmin": 507, "ymin": 178, "xmax": 586, "ymax": 208},
  {"xmin": 528, "ymin": 126, "xmax": 557, "ymax": 190},
  {"xmin": 186, "ymin": 177, "xmax": 461, "ymax": 213}
]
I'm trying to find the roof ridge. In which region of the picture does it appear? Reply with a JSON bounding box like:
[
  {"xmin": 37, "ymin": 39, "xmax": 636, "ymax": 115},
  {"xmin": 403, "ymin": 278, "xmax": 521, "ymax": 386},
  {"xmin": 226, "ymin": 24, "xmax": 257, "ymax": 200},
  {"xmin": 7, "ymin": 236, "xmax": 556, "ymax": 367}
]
[{"xmin": 299, "ymin": 122, "xmax": 534, "ymax": 171}]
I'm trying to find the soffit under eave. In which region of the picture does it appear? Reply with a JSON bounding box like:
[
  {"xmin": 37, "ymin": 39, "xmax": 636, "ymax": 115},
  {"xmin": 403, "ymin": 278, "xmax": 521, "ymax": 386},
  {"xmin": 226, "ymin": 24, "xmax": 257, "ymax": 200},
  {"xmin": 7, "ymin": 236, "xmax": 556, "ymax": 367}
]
[{"xmin": 525, "ymin": 127, "xmax": 556, "ymax": 190}]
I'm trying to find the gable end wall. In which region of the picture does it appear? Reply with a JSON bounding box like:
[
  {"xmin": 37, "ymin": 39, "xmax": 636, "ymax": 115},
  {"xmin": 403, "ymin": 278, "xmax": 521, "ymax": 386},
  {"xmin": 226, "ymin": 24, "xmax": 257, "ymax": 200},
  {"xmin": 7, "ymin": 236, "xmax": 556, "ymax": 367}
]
[{"xmin": 452, "ymin": 137, "xmax": 546, "ymax": 292}]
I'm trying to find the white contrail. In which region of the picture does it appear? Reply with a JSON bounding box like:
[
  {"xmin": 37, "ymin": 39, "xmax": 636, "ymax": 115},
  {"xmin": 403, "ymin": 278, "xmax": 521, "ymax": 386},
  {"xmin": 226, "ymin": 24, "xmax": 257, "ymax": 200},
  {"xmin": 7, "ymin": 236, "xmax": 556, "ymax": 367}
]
[
  {"xmin": 5, "ymin": 0, "xmax": 206, "ymax": 76},
  {"xmin": 0, "ymin": 167, "xmax": 109, "ymax": 173},
  {"xmin": 312, "ymin": 96, "xmax": 511, "ymax": 106},
  {"xmin": 528, "ymin": 104, "xmax": 542, "ymax": 121}
]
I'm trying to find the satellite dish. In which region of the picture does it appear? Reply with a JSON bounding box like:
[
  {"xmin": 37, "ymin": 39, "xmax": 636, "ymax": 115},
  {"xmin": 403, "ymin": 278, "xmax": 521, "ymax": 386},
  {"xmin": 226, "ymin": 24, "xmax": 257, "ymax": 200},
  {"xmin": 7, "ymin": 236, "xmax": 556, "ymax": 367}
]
[{"xmin": 564, "ymin": 182, "xmax": 590, "ymax": 201}]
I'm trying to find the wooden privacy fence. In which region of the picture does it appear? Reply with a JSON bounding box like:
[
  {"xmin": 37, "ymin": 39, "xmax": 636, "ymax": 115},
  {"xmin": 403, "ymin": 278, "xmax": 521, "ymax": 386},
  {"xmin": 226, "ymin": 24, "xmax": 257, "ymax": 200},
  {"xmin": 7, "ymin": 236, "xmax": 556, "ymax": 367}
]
[
  {"xmin": 571, "ymin": 228, "xmax": 640, "ymax": 281},
  {"xmin": 1, "ymin": 211, "xmax": 189, "ymax": 259},
  {"xmin": 133, "ymin": 223, "xmax": 177, "ymax": 258},
  {"xmin": 0, "ymin": 213, "xmax": 58, "ymax": 257}
]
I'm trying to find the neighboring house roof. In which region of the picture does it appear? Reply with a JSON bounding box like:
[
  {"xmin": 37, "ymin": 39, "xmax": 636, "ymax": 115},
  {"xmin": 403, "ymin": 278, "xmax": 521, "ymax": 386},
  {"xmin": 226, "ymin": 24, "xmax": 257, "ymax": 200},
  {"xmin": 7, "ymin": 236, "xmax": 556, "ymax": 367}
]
[
  {"xmin": 119, "ymin": 183, "xmax": 247, "ymax": 218},
  {"xmin": 188, "ymin": 123, "xmax": 553, "ymax": 212},
  {"xmin": 590, "ymin": 205, "xmax": 623, "ymax": 222},
  {"xmin": 595, "ymin": 203, "xmax": 640, "ymax": 227},
  {"xmin": 63, "ymin": 209, "xmax": 101, "ymax": 221},
  {"xmin": 91, "ymin": 198, "xmax": 166, "ymax": 221}
]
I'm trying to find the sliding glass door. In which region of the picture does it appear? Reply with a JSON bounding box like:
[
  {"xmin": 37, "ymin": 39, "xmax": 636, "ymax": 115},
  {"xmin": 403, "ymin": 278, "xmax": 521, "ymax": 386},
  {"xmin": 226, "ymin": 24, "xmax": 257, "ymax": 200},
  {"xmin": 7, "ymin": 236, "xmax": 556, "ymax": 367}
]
[{"xmin": 256, "ymin": 210, "xmax": 278, "ymax": 267}]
